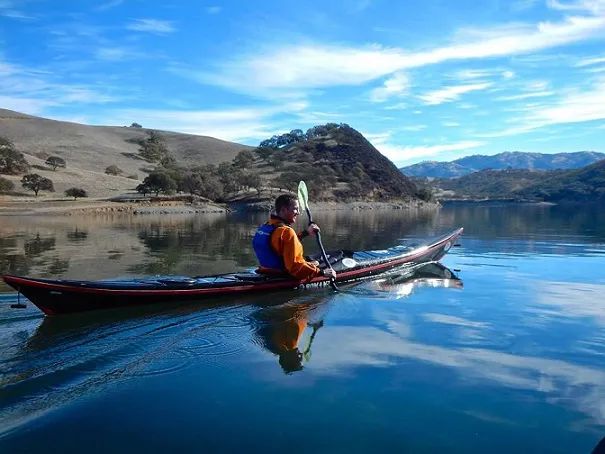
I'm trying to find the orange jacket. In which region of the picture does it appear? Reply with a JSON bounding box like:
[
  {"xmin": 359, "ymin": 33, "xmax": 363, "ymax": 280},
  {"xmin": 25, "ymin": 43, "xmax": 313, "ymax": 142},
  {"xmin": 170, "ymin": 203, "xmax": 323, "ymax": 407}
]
[{"xmin": 260, "ymin": 216, "xmax": 321, "ymax": 281}]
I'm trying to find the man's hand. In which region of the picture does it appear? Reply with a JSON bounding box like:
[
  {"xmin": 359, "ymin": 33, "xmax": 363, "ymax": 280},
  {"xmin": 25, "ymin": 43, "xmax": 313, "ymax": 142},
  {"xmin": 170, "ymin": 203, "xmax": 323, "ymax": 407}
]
[
  {"xmin": 322, "ymin": 268, "xmax": 336, "ymax": 279},
  {"xmin": 306, "ymin": 223, "xmax": 320, "ymax": 236}
]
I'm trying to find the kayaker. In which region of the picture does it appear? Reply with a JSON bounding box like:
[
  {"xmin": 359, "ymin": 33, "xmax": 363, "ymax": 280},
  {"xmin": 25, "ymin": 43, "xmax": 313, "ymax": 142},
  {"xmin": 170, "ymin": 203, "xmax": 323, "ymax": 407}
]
[{"xmin": 253, "ymin": 194, "xmax": 337, "ymax": 281}]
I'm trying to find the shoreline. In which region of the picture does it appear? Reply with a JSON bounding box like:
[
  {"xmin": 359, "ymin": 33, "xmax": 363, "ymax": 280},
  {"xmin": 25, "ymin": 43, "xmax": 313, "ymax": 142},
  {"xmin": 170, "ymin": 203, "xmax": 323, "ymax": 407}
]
[{"xmin": 0, "ymin": 196, "xmax": 440, "ymax": 216}]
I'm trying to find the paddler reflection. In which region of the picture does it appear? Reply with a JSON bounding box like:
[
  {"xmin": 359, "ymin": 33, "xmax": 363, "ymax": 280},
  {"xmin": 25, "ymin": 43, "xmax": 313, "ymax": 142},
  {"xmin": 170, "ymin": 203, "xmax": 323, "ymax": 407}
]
[
  {"xmin": 251, "ymin": 263, "xmax": 462, "ymax": 374},
  {"xmin": 252, "ymin": 296, "xmax": 328, "ymax": 374}
]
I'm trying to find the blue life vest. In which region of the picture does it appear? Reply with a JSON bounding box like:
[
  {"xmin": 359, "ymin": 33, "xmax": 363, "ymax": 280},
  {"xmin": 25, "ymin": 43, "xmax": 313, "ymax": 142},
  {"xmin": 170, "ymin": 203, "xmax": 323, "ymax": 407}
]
[{"xmin": 253, "ymin": 223, "xmax": 285, "ymax": 270}]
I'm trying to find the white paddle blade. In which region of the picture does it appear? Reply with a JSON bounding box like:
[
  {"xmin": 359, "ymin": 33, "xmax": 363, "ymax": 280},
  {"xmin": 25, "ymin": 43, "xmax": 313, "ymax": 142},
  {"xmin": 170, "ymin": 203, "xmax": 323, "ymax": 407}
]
[{"xmin": 297, "ymin": 181, "xmax": 309, "ymax": 211}]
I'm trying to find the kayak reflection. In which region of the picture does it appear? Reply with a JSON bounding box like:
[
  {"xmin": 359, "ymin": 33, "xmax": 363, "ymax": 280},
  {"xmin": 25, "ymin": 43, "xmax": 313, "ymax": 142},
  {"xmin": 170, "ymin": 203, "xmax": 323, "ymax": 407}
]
[
  {"xmin": 359, "ymin": 262, "xmax": 462, "ymax": 298},
  {"xmin": 251, "ymin": 263, "xmax": 462, "ymax": 374}
]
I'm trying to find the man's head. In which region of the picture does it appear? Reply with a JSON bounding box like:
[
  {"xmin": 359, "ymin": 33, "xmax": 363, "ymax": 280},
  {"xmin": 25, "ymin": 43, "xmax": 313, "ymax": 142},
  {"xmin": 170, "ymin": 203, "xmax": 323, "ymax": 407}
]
[{"xmin": 275, "ymin": 194, "xmax": 299, "ymax": 224}]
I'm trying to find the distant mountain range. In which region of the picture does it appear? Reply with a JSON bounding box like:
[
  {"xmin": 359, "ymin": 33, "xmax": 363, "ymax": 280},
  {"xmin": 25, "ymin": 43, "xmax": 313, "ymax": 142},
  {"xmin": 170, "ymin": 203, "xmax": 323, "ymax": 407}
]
[
  {"xmin": 400, "ymin": 151, "xmax": 605, "ymax": 178},
  {"xmin": 431, "ymin": 158, "xmax": 605, "ymax": 203}
]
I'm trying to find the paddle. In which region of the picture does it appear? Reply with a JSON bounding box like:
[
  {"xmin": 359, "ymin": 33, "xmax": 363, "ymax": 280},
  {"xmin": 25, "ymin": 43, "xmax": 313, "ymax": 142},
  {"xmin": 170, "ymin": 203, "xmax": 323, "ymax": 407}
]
[{"xmin": 297, "ymin": 181, "xmax": 338, "ymax": 291}]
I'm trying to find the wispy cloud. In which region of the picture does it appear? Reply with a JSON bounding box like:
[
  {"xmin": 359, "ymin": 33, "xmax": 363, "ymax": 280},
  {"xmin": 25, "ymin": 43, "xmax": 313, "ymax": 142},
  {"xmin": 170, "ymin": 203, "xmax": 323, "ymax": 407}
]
[
  {"xmin": 454, "ymin": 69, "xmax": 515, "ymax": 81},
  {"xmin": 419, "ymin": 82, "xmax": 492, "ymax": 105},
  {"xmin": 546, "ymin": 0, "xmax": 605, "ymax": 14},
  {"xmin": 104, "ymin": 103, "xmax": 308, "ymax": 143},
  {"xmin": 0, "ymin": 59, "xmax": 123, "ymax": 115},
  {"xmin": 479, "ymin": 76, "xmax": 605, "ymax": 137},
  {"xmin": 194, "ymin": 9, "xmax": 605, "ymax": 97},
  {"xmin": 369, "ymin": 72, "xmax": 409, "ymax": 102},
  {"xmin": 367, "ymin": 132, "xmax": 485, "ymax": 164},
  {"xmin": 575, "ymin": 55, "xmax": 605, "ymax": 66},
  {"xmin": 497, "ymin": 85, "xmax": 555, "ymax": 101},
  {"xmin": 96, "ymin": 0, "xmax": 124, "ymax": 12},
  {"xmin": 127, "ymin": 19, "xmax": 176, "ymax": 34},
  {"xmin": 0, "ymin": 0, "xmax": 34, "ymax": 19}
]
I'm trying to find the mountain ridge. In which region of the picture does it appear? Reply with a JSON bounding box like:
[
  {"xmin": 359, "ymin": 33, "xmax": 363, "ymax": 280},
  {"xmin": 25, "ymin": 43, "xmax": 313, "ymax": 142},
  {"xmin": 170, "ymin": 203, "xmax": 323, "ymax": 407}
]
[{"xmin": 400, "ymin": 151, "xmax": 605, "ymax": 178}]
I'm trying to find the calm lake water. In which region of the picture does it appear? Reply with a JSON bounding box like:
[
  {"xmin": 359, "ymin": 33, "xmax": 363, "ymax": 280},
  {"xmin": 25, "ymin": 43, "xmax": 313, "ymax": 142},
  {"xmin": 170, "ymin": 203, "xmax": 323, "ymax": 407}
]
[{"xmin": 1, "ymin": 203, "xmax": 605, "ymax": 453}]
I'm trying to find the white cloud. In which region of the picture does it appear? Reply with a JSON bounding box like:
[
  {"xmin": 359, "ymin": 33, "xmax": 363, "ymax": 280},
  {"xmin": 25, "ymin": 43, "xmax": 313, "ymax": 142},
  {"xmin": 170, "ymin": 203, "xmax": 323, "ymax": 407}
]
[
  {"xmin": 127, "ymin": 19, "xmax": 176, "ymax": 34},
  {"xmin": 478, "ymin": 77, "xmax": 605, "ymax": 137},
  {"xmin": 547, "ymin": 0, "xmax": 605, "ymax": 13},
  {"xmin": 370, "ymin": 135, "xmax": 485, "ymax": 164},
  {"xmin": 0, "ymin": 0, "xmax": 34, "ymax": 19},
  {"xmin": 104, "ymin": 103, "xmax": 308, "ymax": 143},
  {"xmin": 576, "ymin": 55, "xmax": 605, "ymax": 66},
  {"xmin": 369, "ymin": 72, "xmax": 409, "ymax": 102},
  {"xmin": 497, "ymin": 90, "xmax": 555, "ymax": 101},
  {"xmin": 195, "ymin": 8, "xmax": 605, "ymax": 97},
  {"xmin": 0, "ymin": 59, "xmax": 122, "ymax": 115},
  {"xmin": 418, "ymin": 82, "xmax": 492, "ymax": 105},
  {"xmin": 96, "ymin": 0, "xmax": 124, "ymax": 11},
  {"xmin": 454, "ymin": 68, "xmax": 514, "ymax": 80}
]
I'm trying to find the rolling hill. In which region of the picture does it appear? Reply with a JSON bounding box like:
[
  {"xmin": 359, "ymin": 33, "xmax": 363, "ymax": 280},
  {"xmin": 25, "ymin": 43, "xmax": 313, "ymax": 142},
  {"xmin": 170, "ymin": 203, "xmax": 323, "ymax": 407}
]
[
  {"xmin": 429, "ymin": 159, "xmax": 605, "ymax": 202},
  {"xmin": 0, "ymin": 109, "xmax": 252, "ymax": 198}
]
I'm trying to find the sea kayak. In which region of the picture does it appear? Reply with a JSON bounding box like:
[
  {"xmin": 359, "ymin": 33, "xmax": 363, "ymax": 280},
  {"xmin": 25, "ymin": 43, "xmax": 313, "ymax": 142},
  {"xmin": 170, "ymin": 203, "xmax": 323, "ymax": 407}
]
[{"xmin": 3, "ymin": 228, "xmax": 463, "ymax": 315}]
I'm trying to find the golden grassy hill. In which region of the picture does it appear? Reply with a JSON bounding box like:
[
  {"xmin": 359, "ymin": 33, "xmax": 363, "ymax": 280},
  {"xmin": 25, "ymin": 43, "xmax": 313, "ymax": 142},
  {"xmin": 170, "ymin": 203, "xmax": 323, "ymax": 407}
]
[{"xmin": 0, "ymin": 109, "xmax": 252, "ymax": 198}]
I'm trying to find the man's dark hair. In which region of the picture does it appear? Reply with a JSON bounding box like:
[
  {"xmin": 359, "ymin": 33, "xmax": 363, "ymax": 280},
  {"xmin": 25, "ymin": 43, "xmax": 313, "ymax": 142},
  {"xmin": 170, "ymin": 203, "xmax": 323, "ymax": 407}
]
[{"xmin": 275, "ymin": 194, "xmax": 297, "ymax": 212}]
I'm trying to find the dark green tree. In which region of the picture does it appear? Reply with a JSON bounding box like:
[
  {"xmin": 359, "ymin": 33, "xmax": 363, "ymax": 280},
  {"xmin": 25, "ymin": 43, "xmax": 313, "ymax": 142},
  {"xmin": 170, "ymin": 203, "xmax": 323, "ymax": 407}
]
[
  {"xmin": 45, "ymin": 156, "xmax": 66, "ymax": 171},
  {"xmin": 105, "ymin": 165, "xmax": 123, "ymax": 175},
  {"xmin": 0, "ymin": 176, "xmax": 14, "ymax": 193},
  {"xmin": 233, "ymin": 150, "xmax": 255, "ymax": 169},
  {"xmin": 139, "ymin": 131, "xmax": 170, "ymax": 162},
  {"xmin": 65, "ymin": 187, "xmax": 88, "ymax": 200},
  {"xmin": 136, "ymin": 171, "xmax": 177, "ymax": 196},
  {"xmin": 21, "ymin": 173, "xmax": 54, "ymax": 196},
  {"xmin": 0, "ymin": 137, "xmax": 30, "ymax": 174}
]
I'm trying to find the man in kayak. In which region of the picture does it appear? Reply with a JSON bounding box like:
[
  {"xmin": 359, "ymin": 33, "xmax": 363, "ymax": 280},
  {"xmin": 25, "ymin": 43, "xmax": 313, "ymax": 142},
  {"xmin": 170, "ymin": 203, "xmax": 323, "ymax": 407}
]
[{"xmin": 253, "ymin": 194, "xmax": 337, "ymax": 281}]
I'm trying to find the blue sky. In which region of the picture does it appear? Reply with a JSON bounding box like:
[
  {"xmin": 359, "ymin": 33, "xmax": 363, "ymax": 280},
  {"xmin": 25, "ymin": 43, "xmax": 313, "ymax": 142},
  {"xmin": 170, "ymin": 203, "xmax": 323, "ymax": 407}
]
[{"xmin": 1, "ymin": 0, "xmax": 604, "ymax": 166}]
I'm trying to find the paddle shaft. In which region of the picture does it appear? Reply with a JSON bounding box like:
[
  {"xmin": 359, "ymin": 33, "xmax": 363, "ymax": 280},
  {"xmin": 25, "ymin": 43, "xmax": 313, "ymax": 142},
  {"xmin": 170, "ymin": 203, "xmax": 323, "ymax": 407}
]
[{"xmin": 304, "ymin": 206, "xmax": 338, "ymax": 290}]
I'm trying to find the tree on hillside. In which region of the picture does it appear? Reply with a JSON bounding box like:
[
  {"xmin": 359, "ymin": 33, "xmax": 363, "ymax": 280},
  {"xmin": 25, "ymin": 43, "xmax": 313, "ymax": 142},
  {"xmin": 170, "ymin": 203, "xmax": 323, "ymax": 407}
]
[
  {"xmin": 259, "ymin": 129, "xmax": 306, "ymax": 149},
  {"xmin": 233, "ymin": 150, "xmax": 255, "ymax": 169},
  {"xmin": 0, "ymin": 137, "xmax": 30, "ymax": 175},
  {"xmin": 255, "ymin": 147, "xmax": 274, "ymax": 160},
  {"xmin": 0, "ymin": 177, "xmax": 15, "ymax": 193},
  {"xmin": 138, "ymin": 131, "xmax": 170, "ymax": 163},
  {"xmin": 130, "ymin": 122, "xmax": 142, "ymax": 128},
  {"xmin": 181, "ymin": 173, "xmax": 204, "ymax": 195},
  {"xmin": 45, "ymin": 156, "xmax": 66, "ymax": 171},
  {"xmin": 271, "ymin": 172, "xmax": 298, "ymax": 191},
  {"xmin": 21, "ymin": 173, "xmax": 54, "ymax": 196},
  {"xmin": 240, "ymin": 172, "xmax": 262, "ymax": 194},
  {"xmin": 217, "ymin": 162, "xmax": 242, "ymax": 193},
  {"xmin": 65, "ymin": 187, "xmax": 88, "ymax": 200},
  {"xmin": 105, "ymin": 165, "xmax": 123, "ymax": 175},
  {"xmin": 136, "ymin": 171, "xmax": 176, "ymax": 196}
]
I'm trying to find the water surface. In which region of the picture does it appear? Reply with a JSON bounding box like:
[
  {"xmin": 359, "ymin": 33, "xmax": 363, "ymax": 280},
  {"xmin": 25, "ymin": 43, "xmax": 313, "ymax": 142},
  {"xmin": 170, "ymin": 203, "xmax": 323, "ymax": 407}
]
[{"xmin": 1, "ymin": 203, "xmax": 605, "ymax": 452}]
